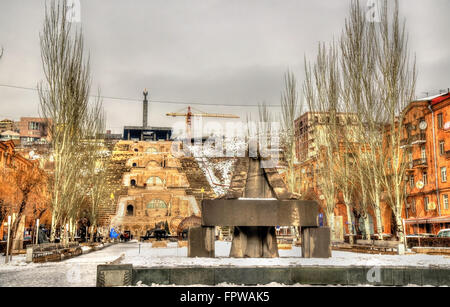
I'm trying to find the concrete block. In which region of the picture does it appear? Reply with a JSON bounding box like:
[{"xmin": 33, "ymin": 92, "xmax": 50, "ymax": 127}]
[
  {"xmin": 438, "ymin": 268, "xmax": 450, "ymax": 286},
  {"xmin": 319, "ymin": 267, "xmax": 349, "ymax": 285},
  {"xmin": 214, "ymin": 267, "xmax": 265, "ymax": 285},
  {"xmin": 404, "ymin": 267, "xmax": 422, "ymax": 286},
  {"xmin": 422, "ymin": 268, "xmax": 441, "ymax": 286},
  {"xmin": 347, "ymin": 267, "xmax": 368, "ymax": 285},
  {"xmin": 201, "ymin": 199, "xmax": 318, "ymax": 227},
  {"xmin": 260, "ymin": 268, "xmax": 292, "ymax": 285},
  {"xmin": 392, "ymin": 268, "xmax": 407, "ymax": 286},
  {"xmin": 26, "ymin": 246, "xmax": 33, "ymax": 263},
  {"xmin": 170, "ymin": 267, "xmax": 214, "ymax": 285},
  {"xmin": 291, "ymin": 267, "xmax": 323, "ymax": 285},
  {"xmin": 301, "ymin": 227, "xmax": 331, "ymax": 258},
  {"xmin": 188, "ymin": 226, "xmax": 215, "ymax": 258},
  {"xmin": 133, "ymin": 268, "xmax": 170, "ymax": 285},
  {"xmin": 97, "ymin": 264, "xmax": 133, "ymax": 287}
]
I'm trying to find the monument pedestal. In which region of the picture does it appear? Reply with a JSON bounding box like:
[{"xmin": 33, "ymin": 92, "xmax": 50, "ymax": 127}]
[
  {"xmin": 188, "ymin": 226, "xmax": 215, "ymax": 258},
  {"xmin": 229, "ymin": 226, "xmax": 279, "ymax": 258},
  {"xmin": 301, "ymin": 227, "xmax": 331, "ymax": 258}
]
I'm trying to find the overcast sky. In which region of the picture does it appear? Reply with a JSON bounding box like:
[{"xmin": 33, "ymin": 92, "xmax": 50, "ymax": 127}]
[{"xmin": 0, "ymin": 0, "xmax": 449, "ymax": 133}]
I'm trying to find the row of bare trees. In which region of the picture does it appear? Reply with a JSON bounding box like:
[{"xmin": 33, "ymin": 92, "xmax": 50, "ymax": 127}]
[
  {"xmin": 38, "ymin": 1, "xmax": 110, "ymax": 242},
  {"xmin": 300, "ymin": 0, "xmax": 416, "ymax": 243}
]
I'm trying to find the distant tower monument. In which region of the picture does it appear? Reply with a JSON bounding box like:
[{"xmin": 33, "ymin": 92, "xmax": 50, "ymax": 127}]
[{"xmin": 143, "ymin": 89, "xmax": 148, "ymax": 127}]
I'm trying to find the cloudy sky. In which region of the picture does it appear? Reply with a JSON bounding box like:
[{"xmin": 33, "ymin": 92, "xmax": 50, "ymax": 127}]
[{"xmin": 0, "ymin": 0, "xmax": 449, "ymax": 133}]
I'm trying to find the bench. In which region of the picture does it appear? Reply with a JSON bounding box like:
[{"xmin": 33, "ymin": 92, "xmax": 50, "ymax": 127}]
[
  {"xmin": 26, "ymin": 242, "xmax": 82, "ymax": 263},
  {"xmin": 350, "ymin": 239, "xmax": 402, "ymax": 254}
]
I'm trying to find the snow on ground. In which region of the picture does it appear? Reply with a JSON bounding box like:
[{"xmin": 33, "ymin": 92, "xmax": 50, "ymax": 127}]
[
  {"xmin": 0, "ymin": 241, "xmax": 448, "ymax": 287},
  {"xmin": 124, "ymin": 241, "xmax": 450, "ymax": 268},
  {"xmin": 0, "ymin": 243, "xmax": 127, "ymax": 287}
]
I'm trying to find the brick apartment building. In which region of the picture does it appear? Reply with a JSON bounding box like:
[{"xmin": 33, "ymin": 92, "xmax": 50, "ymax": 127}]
[
  {"xmin": 17, "ymin": 117, "xmax": 50, "ymax": 144},
  {"xmin": 293, "ymin": 112, "xmax": 392, "ymax": 238},
  {"xmin": 293, "ymin": 92, "xmax": 450, "ymax": 238},
  {"xmin": 402, "ymin": 92, "xmax": 450, "ymax": 234}
]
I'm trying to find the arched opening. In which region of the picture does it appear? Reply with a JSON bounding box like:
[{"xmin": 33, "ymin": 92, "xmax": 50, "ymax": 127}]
[
  {"xmin": 146, "ymin": 176, "xmax": 163, "ymax": 186},
  {"xmin": 126, "ymin": 204, "xmax": 134, "ymax": 216},
  {"xmin": 134, "ymin": 148, "xmax": 138, "ymax": 152},
  {"xmin": 132, "ymin": 162, "xmax": 137, "ymax": 167},
  {"xmin": 130, "ymin": 179, "xmax": 136, "ymax": 187}
]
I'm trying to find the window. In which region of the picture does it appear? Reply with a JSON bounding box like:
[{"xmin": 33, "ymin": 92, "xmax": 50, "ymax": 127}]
[
  {"xmin": 130, "ymin": 179, "xmax": 136, "ymax": 187},
  {"xmin": 424, "ymin": 197, "xmax": 429, "ymax": 211},
  {"xmin": 408, "ymin": 151, "xmax": 413, "ymax": 162},
  {"xmin": 443, "ymin": 194, "xmax": 449, "ymax": 210},
  {"xmin": 423, "ymin": 172, "xmax": 428, "ymax": 185},
  {"xmin": 437, "ymin": 113, "xmax": 443, "ymax": 129},
  {"xmin": 420, "ymin": 146, "xmax": 426, "ymax": 160},
  {"xmin": 28, "ymin": 122, "xmax": 40, "ymax": 130},
  {"xmin": 132, "ymin": 162, "xmax": 137, "ymax": 167},
  {"xmin": 441, "ymin": 167, "xmax": 447, "ymax": 183},
  {"xmin": 410, "ymin": 175, "xmax": 414, "ymax": 188},
  {"xmin": 146, "ymin": 176, "xmax": 163, "ymax": 186},
  {"xmin": 146, "ymin": 199, "xmax": 167, "ymax": 209},
  {"xmin": 439, "ymin": 141, "xmax": 445, "ymax": 155}
]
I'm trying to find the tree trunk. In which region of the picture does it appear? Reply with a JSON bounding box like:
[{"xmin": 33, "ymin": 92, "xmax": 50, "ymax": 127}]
[
  {"xmin": 363, "ymin": 215, "xmax": 371, "ymax": 240},
  {"xmin": 9, "ymin": 200, "xmax": 26, "ymax": 253},
  {"xmin": 230, "ymin": 226, "xmax": 279, "ymax": 258},
  {"xmin": 90, "ymin": 224, "xmax": 96, "ymax": 243},
  {"xmin": 374, "ymin": 203, "xmax": 383, "ymax": 240},
  {"xmin": 50, "ymin": 211, "xmax": 57, "ymax": 242},
  {"xmin": 345, "ymin": 203, "xmax": 354, "ymax": 244}
]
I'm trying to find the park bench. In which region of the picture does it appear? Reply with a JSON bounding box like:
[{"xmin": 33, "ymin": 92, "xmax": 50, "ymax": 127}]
[
  {"xmin": 351, "ymin": 239, "xmax": 401, "ymax": 254},
  {"xmin": 26, "ymin": 242, "xmax": 82, "ymax": 263}
]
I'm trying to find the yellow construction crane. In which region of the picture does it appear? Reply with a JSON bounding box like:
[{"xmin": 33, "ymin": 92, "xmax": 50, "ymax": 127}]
[{"xmin": 166, "ymin": 106, "xmax": 239, "ymax": 139}]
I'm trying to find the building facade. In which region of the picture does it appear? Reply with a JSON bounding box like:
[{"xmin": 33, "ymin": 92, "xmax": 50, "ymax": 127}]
[
  {"xmin": 402, "ymin": 93, "xmax": 450, "ymax": 234},
  {"xmin": 18, "ymin": 117, "xmax": 50, "ymax": 144},
  {"xmin": 108, "ymin": 140, "xmax": 201, "ymax": 239},
  {"xmin": 0, "ymin": 119, "xmax": 17, "ymax": 132}
]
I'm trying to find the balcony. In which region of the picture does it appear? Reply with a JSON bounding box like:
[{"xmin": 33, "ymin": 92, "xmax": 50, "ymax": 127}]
[
  {"xmin": 400, "ymin": 132, "xmax": 426, "ymax": 147},
  {"xmin": 412, "ymin": 158, "xmax": 427, "ymax": 168},
  {"xmin": 410, "ymin": 132, "xmax": 426, "ymax": 145}
]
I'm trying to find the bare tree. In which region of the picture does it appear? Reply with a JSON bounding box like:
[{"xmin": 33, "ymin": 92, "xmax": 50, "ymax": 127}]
[
  {"xmin": 304, "ymin": 42, "xmax": 341, "ymax": 240},
  {"xmin": 375, "ymin": 0, "xmax": 416, "ymax": 244},
  {"xmin": 280, "ymin": 70, "xmax": 301, "ymax": 194},
  {"xmin": 38, "ymin": 1, "xmax": 104, "ymax": 242}
]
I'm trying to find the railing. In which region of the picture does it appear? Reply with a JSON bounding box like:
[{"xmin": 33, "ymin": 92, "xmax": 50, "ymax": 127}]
[
  {"xmin": 401, "ymin": 132, "xmax": 426, "ymax": 146},
  {"xmin": 410, "ymin": 132, "xmax": 426, "ymax": 144},
  {"xmin": 413, "ymin": 158, "xmax": 427, "ymax": 167}
]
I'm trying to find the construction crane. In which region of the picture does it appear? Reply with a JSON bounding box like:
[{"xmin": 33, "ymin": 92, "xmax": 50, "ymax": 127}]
[{"xmin": 166, "ymin": 106, "xmax": 239, "ymax": 140}]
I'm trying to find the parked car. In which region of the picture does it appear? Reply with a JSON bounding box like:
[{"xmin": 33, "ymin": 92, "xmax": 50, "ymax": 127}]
[{"xmin": 437, "ymin": 229, "xmax": 450, "ymax": 238}]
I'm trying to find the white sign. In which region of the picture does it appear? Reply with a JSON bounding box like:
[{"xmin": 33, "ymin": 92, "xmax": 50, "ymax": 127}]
[{"xmin": 444, "ymin": 121, "xmax": 450, "ymax": 131}]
